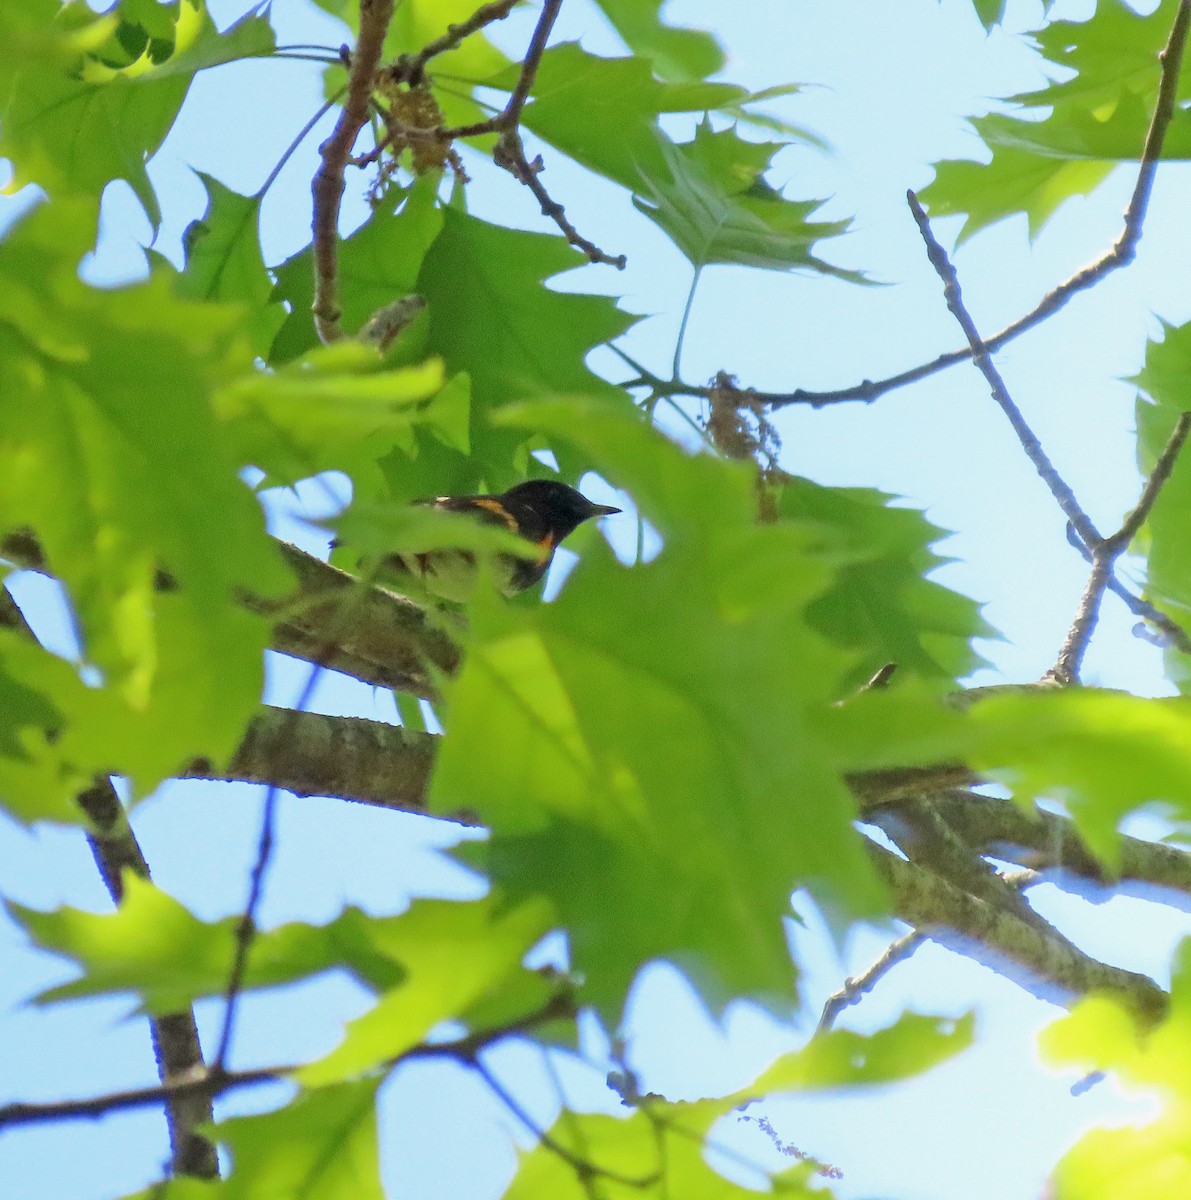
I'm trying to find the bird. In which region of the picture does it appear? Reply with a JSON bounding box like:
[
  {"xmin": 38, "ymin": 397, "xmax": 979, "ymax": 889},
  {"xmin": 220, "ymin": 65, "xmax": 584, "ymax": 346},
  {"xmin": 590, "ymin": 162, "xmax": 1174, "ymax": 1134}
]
[{"xmin": 380, "ymin": 479, "xmax": 621, "ymax": 602}]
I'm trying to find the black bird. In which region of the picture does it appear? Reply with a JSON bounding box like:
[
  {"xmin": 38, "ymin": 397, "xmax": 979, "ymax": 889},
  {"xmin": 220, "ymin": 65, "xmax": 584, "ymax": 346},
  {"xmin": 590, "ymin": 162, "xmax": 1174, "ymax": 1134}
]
[{"xmin": 384, "ymin": 479, "xmax": 620, "ymax": 601}]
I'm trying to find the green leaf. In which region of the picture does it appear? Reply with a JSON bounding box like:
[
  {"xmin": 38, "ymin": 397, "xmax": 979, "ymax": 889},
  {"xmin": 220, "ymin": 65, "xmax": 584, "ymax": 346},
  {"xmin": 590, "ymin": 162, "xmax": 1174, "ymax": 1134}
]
[
  {"xmin": 1039, "ymin": 940, "xmax": 1191, "ymax": 1200},
  {"xmin": 506, "ymin": 1013, "xmax": 969, "ymax": 1198},
  {"xmin": 509, "ymin": 43, "xmax": 745, "ymax": 187},
  {"xmin": 311, "ymin": 0, "xmax": 511, "ymax": 132},
  {"xmin": 0, "ymin": 1, "xmax": 115, "ymax": 88},
  {"xmin": 966, "ymin": 689, "xmax": 1191, "ymax": 866},
  {"xmin": 215, "ymin": 343, "xmax": 452, "ymax": 491},
  {"xmin": 216, "ymin": 1080, "xmax": 384, "ymax": 1200},
  {"xmin": 432, "ymin": 401, "xmax": 884, "ymax": 1019},
  {"xmin": 413, "ymin": 207, "xmax": 637, "ymax": 486},
  {"xmin": 12, "ymin": 877, "xmax": 551, "ymax": 1043},
  {"xmin": 749, "ymin": 1011, "xmax": 974, "ymax": 1091},
  {"xmin": 1132, "ymin": 319, "xmax": 1191, "ymax": 688},
  {"xmin": 591, "ymin": 0, "xmax": 726, "ymax": 82},
  {"xmin": 269, "ymin": 177, "xmax": 444, "ymax": 366},
  {"xmin": 780, "ymin": 479, "xmax": 993, "ymax": 687},
  {"xmin": 0, "ymin": 199, "xmax": 280, "ymax": 810},
  {"xmin": 0, "ymin": 634, "xmax": 88, "ymax": 824},
  {"xmin": 1, "ymin": 0, "xmax": 275, "ymax": 228},
  {"xmin": 299, "ymin": 893, "xmax": 552, "ymax": 1085},
  {"xmin": 173, "ymin": 173, "xmax": 284, "ymax": 359},
  {"xmin": 632, "ymin": 120, "xmax": 858, "ymax": 278},
  {"xmin": 923, "ymin": 0, "xmax": 1191, "ymax": 240}
]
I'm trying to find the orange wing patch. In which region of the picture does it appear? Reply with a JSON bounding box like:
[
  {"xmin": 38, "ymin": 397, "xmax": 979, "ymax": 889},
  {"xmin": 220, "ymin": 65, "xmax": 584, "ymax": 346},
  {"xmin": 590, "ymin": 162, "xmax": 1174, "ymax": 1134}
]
[{"xmin": 469, "ymin": 497, "xmax": 519, "ymax": 531}]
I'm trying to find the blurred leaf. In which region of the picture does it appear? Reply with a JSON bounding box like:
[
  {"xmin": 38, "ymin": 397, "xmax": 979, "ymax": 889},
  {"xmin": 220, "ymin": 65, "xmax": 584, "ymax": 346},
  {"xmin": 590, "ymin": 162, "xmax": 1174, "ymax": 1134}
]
[
  {"xmin": 172, "ymin": 173, "xmax": 284, "ymax": 358},
  {"xmin": 432, "ymin": 401, "xmax": 884, "ymax": 1019},
  {"xmin": 1040, "ymin": 940, "xmax": 1191, "ymax": 1200},
  {"xmin": 780, "ymin": 479, "xmax": 992, "ymax": 687},
  {"xmin": 0, "ymin": 634, "xmax": 87, "ymax": 824},
  {"xmin": 633, "ymin": 120, "xmax": 859, "ymax": 278},
  {"xmin": 1, "ymin": 0, "xmax": 274, "ymax": 228},
  {"xmin": 13, "ymin": 878, "xmax": 551, "ymax": 1045},
  {"xmin": 299, "ymin": 893, "xmax": 552, "ymax": 1084},
  {"xmin": 0, "ymin": 199, "xmax": 279, "ymax": 810},
  {"xmin": 216, "ymin": 1079, "xmax": 384, "ymax": 1200},
  {"xmin": 923, "ymin": 0, "xmax": 1191, "ymax": 240},
  {"xmin": 966, "ymin": 689, "xmax": 1191, "ymax": 866},
  {"xmin": 0, "ymin": 1, "xmax": 115, "ymax": 86},
  {"xmin": 215, "ymin": 344, "xmax": 452, "ymax": 490},
  {"xmin": 1133, "ymin": 319, "xmax": 1191, "ymax": 688},
  {"xmin": 591, "ymin": 0, "xmax": 725, "ymax": 82},
  {"xmin": 507, "ymin": 1012, "xmax": 969, "ymax": 1198},
  {"xmin": 750, "ymin": 1011, "xmax": 974, "ymax": 1091}
]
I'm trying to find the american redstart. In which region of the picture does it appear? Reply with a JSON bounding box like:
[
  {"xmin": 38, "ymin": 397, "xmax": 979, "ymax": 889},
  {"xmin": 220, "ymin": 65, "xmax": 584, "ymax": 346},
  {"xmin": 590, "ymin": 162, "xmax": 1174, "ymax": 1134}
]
[{"xmin": 380, "ymin": 480, "xmax": 621, "ymax": 602}]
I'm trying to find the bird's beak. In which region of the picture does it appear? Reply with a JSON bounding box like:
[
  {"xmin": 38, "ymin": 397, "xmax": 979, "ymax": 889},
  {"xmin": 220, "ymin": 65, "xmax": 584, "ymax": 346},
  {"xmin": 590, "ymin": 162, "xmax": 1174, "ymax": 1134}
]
[{"xmin": 591, "ymin": 504, "xmax": 621, "ymax": 517}]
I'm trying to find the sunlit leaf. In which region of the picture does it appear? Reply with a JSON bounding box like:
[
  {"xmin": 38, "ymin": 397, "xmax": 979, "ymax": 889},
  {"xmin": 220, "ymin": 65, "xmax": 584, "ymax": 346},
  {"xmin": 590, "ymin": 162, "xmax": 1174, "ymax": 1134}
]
[
  {"xmin": 432, "ymin": 401, "xmax": 885, "ymax": 1018},
  {"xmin": 0, "ymin": 199, "xmax": 279, "ymax": 810},
  {"xmin": 1, "ymin": 0, "xmax": 274, "ymax": 227},
  {"xmin": 923, "ymin": 0, "xmax": 1191, "ymax": 240}
]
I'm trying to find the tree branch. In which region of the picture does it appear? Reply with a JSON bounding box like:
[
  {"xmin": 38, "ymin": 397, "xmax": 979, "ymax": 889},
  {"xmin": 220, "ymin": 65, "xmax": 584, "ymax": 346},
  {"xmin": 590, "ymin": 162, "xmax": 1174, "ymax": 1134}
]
[
  {"xmin": 311, "ymin": 0, "xmax": 396, "ymax": 343},
  {"xmin": 696, "ymin": 0, "xmax": 1191, "ymax": 413},
  {"xmin": 2, "ymin": 533, "xmax": 460, "ymax": 699},
  {"xmin": 1052, "ymin": 411, "xmax": 1191, "ymax": 682},
  {"xmin": 0, "ymin": 990, "xmax": 575, "ymax": 1134},
  {"xmin": 816, "ymin": 930, "xmax": 925, "ymax": 1034},
  {"xmin": 185, "ymin": 706, "xmax": 439, "ymax": 815},
  {"xmin": 906, "ymin": 187, "xmax": 1101, "ymax": 550},
  {"xmin": 2, "ymin": 588, "xmax": 218, "ymax": 1178},
  {"xmin": 866, "ymin": 839, "xmax": 1168, "ymax": 1024},
  {"xmin": 928, "ymin": 789, "xmax": 1191, "ymax": 902}
]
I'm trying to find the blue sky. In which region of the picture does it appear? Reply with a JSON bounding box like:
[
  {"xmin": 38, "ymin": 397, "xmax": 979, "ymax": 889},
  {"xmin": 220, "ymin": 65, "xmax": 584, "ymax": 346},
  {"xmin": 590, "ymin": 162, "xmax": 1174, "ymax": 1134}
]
[{"xmin": 4, "ymin": 1, "xmax": 1191, "ymax": 1197}]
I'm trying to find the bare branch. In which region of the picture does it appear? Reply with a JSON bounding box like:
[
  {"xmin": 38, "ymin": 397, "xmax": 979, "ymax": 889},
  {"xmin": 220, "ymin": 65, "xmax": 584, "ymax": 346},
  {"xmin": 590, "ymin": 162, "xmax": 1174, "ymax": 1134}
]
[
  {"xmin": 77, "ymin": 780, "xmax": 217, "ymax": 1179},
  {"xmin": 906, "ymin": 188, "xmax": 1101, "ymax": 549},
  {"xmin": 929, "ymin": 789, "xmax": 1191, "ymax": 902},
  {"xmin": 867, "ymin": 839, "xmax": 1168, "ymax": 1024},
  {"xmin": 816, "ymin": 930, "xmax": 925, "ymax": 1034},
  {"xmin": 734, "ymin": 0, "xmax": 1191, "ymax": 412},
  {"xmin": 405, "ymin": 0, "xmax": 518, "ymax": 78},
  {"xmin": 493, "ymin": 138, "xmax": 627, "ymax": 268},
  {"xmin": 312, "ymin": 0, "xmax": 396, "ymax": 343},
  {"xmin": 1050, "ymin": 555, "xmax": 1113, "ymax": 685},
  {"xmin": 3, "ymin": 590, "xmax": 217, "ymax": 1177},
  {"xmin": 1107, "ymin": 411, "xmax": 1191, "ymax": 552},
  {"xmin": 1052, "ymin": 411, "xmax": 1191, "ymax": 682},
  {"xmin": 3, "ymin": 532, "xmax": 461, "ymax": 699},
  {"xmin": 185, "ymin": 707, "xmax": 439, "ymax": 816},
  {"xmin": 0, "ymin": 990, "xmax": 575, "ymax": 1134}
]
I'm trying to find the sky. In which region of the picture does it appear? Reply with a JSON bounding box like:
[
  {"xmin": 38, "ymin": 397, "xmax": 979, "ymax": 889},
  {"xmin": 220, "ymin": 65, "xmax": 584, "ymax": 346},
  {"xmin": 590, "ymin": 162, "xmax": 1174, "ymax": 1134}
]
[{"xmin": 4, "ymin": 0, "xmax": 1191, "ymax": 1197}]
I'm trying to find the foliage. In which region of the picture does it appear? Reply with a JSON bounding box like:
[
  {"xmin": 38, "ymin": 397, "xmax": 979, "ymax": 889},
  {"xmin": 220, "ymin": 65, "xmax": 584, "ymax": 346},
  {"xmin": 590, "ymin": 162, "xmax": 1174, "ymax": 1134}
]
[{"xmin": 4, "ymin": 1, "xmax": 1191, "ymax": 1199}]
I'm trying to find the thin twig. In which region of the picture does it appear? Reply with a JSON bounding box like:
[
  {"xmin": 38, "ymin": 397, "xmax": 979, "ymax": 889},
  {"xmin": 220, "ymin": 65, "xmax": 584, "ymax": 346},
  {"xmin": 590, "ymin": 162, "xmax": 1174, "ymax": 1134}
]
[
  {"xmin": 1, "ymin": 592, "xmax": 218, "ymax": 1178},
  {"xmin": 311, "ymin": 0, "xmax": 396, "ymax": 343},
  {"xmin": 1105, "ymin": 412, "xmax": 1191, "ymax": 552},
  {"xmin": 469, "ymin": 1055, "xmax": 659, "ymax": 1189},
  {"xmin": 405, "ymin": 0, "xmax": 518, "ymax": 79},
  {"xmin": 0, "ymin": 990, "xmax": 575, "ymax": 1134},
  {"xmin": 494, "ymin": 139, "xmax": 628, "ymax": 267},
  {"xmin": 212, "ymin": 659, "xmax": 327, "ymax": 1072},
  {"xmin": 422, "ymin": 0, "xmax": 624, "ymax": 267},
  {"xmin": 906, "ymin": 188, "xmax": 1101, "ymax": 548},
  {"xmin": 1052, "ymin": 411, "xmax": 1191, "ymax": 681},
  {"xmin": 816, "ymin": 931, "xmax": 925, "ymax": 1034},
  {"xmin": 1065, "ymin": 522, "xmax": 1191, "ymax": 653},
  {"xmin": 695, "ymin": 0, "xmax": 1191, "ymax": 412}
]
